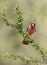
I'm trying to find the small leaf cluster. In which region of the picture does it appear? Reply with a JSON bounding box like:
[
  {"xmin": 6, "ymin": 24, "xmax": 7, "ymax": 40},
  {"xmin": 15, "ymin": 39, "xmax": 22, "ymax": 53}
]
[{"xmin": 14, "ymin": 5, "xmax": 23, "ymax": 33}]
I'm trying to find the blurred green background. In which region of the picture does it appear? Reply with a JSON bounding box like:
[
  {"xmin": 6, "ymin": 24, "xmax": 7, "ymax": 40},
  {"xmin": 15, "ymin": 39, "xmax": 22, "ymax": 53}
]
[{"xmin": 0, "ymin": 0, "xmax": 47, "ymax": 65}]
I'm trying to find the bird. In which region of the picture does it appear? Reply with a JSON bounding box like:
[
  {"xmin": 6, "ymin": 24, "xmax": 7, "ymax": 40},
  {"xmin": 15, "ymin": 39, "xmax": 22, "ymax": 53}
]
[{"xmin": 26, "ymin": 19, "xmax": 36, "ymax": 36}]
